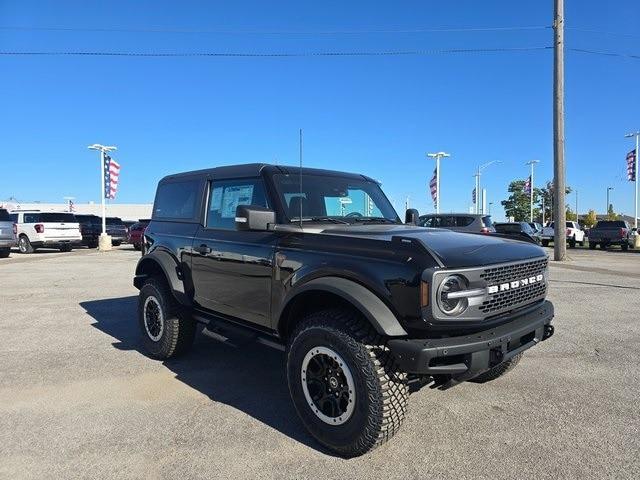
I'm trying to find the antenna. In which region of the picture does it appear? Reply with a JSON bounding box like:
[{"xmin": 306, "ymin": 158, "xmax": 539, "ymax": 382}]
[{"xmin": 299, "ymin": 128, "xmax": 303, "ymax": 228}]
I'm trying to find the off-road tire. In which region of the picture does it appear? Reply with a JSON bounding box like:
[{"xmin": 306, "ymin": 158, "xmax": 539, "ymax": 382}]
[
  {"xmin": 287, "ymin": 309, "xmax": 409, "ymax": 458},
  {"xmin": 18, "ymin": 235, "xmax": 34, "ymax": 254},
  {"xmin": 0, "ymin": 248, "xmax": 10, "ymax": 258},
  {"xmin": 470, "ymin": 353, "xmax": 523, "ymax": 383},
  {"xmin": 138, "ymin": 276, "xmax": 196, "ymax": 359}
]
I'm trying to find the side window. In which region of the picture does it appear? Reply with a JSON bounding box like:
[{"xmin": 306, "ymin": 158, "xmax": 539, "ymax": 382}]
[
  {"xmin": 456, "ymin": 216, "xmax": 474, "ymax": 227},
  {"xmin": 24, "ymin": 213, "xmax": 39, "ymax": 223},
  {"xmin": 206, "ymin": 178, "xmax": 268, "ymax": 230},
  {"xmin": 439, "ymin": 216, "xmax": 456, "ymax": 227},
  {"xmin": 9, "ymin": 214, "xmax": 18, "ymax": 223},
  {"xmin": 153, "ymin": 180, "xmax": 200, "ymax": 220}
]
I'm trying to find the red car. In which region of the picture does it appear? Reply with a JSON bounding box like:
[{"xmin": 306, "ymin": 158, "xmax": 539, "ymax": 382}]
[{"xmin": 127, "ymin": 220, "xmax": 149, "ymax": 251}]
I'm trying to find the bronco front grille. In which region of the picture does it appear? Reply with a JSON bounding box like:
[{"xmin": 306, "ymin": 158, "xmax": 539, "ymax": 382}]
[{"xmin": 478, "ymin": 258, "xmax": 548, "ymax": 314}]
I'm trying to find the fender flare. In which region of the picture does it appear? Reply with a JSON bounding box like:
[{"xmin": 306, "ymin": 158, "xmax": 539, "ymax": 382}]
[
  {"xmin": 133, "ymin": 250, "xmax": 191, "ymax": 306},
  {"xmin": 280, "ymin": 276, "xmax": 408, "ymax": 337}
]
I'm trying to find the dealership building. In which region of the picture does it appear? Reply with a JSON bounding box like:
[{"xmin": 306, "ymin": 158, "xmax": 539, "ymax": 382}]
[{"xmin": 0, "ymin": 202, "xmax": 152, "ymax": 222}]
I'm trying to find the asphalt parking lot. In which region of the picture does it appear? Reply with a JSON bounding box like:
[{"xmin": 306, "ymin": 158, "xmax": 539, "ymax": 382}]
[{"xmin": 1, "ymin": 246, "xmax": 639, "ymax": 479}]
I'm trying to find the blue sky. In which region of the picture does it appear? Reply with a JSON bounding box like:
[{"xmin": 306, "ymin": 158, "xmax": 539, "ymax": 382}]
[{"xmin": 0, "ymin": 0, "xmax": 638, "ymax": 220}]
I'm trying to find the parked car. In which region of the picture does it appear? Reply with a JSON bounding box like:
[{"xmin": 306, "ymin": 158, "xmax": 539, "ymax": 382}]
[
  {"xmin": 127, "ymin": 219, "xmax": 150, "ymax": 251},
  {"xmin": 588, "ymin": 220, "xmax": 631, "ymax": 251},
  {"xmin": 0, "ymin": 208, "xmax": 16, "ymax": 258},
  {"xmin": 629, "ymin": 227, "xmax": 638, "ymax": 249},
  {"xmin": 528, "ymin": 222, "xmax": 543, "ymax": 235},
  {"xmin": 10, "ymin": 211, "xmax": 82, "ymax": 253},
  {"xmin": 106, "ymin": 217, "xmax": 128, "ymax": 246},
  {"xmin": 74, "ymin": 214, "xmax": 102, "ymax": 248},
  {"xmin": 418, "ymin": 213, "xmax": 495, "ymax": 233},
  {"xmin": 494, "ymin": 222, "xmax": 541, "ymax": 244},
  {"xmin": 133, "ymin": 163, "xmax": 554, "ymax": 457},
  {"xmin": 541, "ymin": 221, "xmax": 585, "ymax": 248}
]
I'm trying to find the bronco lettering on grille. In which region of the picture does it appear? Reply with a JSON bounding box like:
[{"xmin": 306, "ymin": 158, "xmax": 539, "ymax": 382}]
[{"xmin": 487, "ymin": 274, "xmax": 544, "ymax": 294}]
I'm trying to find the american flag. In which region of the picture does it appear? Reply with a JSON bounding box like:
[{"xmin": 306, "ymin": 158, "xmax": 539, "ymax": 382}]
[
  {"xmin": 627, "ymin": 149, "xmax": 636, "ymax": 182},
  {"xmin": 523, "ymin": 175, "xmax": 532, "ymax": 194},
  {"xmin": 104, "ymin": 155, "xmax": 121, "ymax": 199},
  {"xmin": 429, "ymin": 168, "xmax": 437, "ymax": 206}
]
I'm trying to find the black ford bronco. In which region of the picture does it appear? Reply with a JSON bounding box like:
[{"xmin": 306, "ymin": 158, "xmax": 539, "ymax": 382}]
[{"xmin": 134, "ymin": 163, "xmax": 554, "ymax": 457}]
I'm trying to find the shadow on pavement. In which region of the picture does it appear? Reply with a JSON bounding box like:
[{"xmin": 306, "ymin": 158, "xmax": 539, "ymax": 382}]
[{"xmin": 79, "ymin": 296, "xmax": 323, "ymax": 452}]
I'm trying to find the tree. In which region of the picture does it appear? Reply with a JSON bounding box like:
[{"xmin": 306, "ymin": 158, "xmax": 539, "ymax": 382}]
[
  {"xmin": 501, "ymin": 180, "xmax": 541, "ymax": 221},
  {"xmin": 583, "ymin": 209, "xmax": 597, "ymax": 228},
  {"xmin": 537, "ymin": 181, "xmax": 572, "ymax": 224},
  {"xmin": 607, "ymin": 204, "xmax": 618, "ymax": 220},
  {"xmin": 566, "ymin": 206, "xmax": 577, "ymax": 222}
]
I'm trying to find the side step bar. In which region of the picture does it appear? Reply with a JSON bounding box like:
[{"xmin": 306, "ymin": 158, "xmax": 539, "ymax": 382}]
[{"xmin": 193, "ymin": 312, "xmax": 286, "ymax": 352}]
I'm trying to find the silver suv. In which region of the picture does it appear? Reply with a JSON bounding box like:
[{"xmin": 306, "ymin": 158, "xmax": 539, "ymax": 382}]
[
  {"xmin": 0, "ymin": 208, "xmax": 16, "ymax": 258},
  {"xmin": 418, "ymin": 213, "xmax": 495, "ymax": 233}
]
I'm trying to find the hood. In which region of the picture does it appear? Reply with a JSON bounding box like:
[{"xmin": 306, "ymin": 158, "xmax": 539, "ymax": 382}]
[{"xmin": 320, "ymin": 224, "xmax": 546, "ymax": 268}]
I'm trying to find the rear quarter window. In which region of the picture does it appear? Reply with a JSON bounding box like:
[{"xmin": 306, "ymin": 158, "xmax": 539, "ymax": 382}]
[
  {"xmin": 456, "ymin": 216, "xmax": 475, "ymax": 227},
  {"xmin": 153, "ymin": 179, "xmax": 202, "ymax": 221},
  {"xmin": 0, "ymin": 209, "xmax": 10, "ymax": 221}
]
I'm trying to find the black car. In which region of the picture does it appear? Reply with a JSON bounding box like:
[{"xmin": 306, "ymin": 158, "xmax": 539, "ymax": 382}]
[
  {"xmin": 133, "ymin": 163, "xmax": 554, "ymax": 457},
  {"xmin": 494, "ymin": 222, "xmax": 542, "ymax": 244},
  {"xmin": 75, "ymin": 214, "xmax": 102, "ymax": 248},
  {"xmin": 106, "ymin": 217, "xmax": 128, "ymax": 246}
]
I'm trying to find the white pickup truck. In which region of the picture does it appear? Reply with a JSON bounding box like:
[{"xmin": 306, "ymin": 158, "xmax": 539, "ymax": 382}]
[{"xmin": 541, "ymin": 221, "xmax": 585, "ymax": 248}]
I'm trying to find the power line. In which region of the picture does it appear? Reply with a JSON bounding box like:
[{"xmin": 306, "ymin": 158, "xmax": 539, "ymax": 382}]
[
  {"xmin": 568, "ymin": 47, "xmax": 640, "ymax": 61},
  {"xmin": 565, "ymin": 27, "xmax": 640, "ymax": 40},
  {"xmin": 0, "ymin": 46, "xmax": 553, "ymax": 58},
  {"xmin": 0, "ymin": 24, "xmax": 551, "ymax": 35}
]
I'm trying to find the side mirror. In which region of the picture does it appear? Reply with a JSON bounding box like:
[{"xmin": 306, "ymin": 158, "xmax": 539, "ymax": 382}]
[
  {"xmin": 405, "ymin": 208, "xmax": 419, "ymax": 225},
  {"xmin": 235, "ymin": 205, "xmax": 275, "ymax": 231}
]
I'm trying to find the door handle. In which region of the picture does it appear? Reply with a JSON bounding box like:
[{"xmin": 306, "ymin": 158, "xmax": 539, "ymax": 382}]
[{"xmin": 194, "ymin": 244, "xmax": 212, "ymax": 255}]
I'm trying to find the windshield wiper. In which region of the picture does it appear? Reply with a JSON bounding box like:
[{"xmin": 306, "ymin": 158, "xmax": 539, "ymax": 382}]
[
  {"xmin": 352, "ymin": 217, "xmax": 399, "ymax": 224},
  {"xmin": 290, "ymin": 216, "xmax": 350, "ymax": 224}
]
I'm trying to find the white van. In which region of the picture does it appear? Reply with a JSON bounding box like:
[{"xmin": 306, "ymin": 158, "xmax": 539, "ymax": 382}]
[{"xmin": 10, "ymin": 211, "xmax": 82, "ymax": 253}]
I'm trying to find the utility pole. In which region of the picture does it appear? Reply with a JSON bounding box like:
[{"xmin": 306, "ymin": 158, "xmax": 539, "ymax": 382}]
[
  {"xmin": 427, "ymin": 152, "xmax": 450, "ymax": 213},
  {"xmin": 553, "ymin": 0, "xmax": 566, "ymax": 260},
  {"xmin": 542, "ymin": 195, "xmax": 546, "ymax": 224},
  {"xmin": 88, "ymin": 143, "xmax": 117, "ymax": 251},
  {"xmin": 526, "ymin": 160, "xmax": 540, "ymax": 222},
  {"xmin": 575, "ymin": 190, "xmax": 578, "ymax": 223},
  {"xmin": 625, "ymin": 131, "xmax": 639, "ymax": 228}
]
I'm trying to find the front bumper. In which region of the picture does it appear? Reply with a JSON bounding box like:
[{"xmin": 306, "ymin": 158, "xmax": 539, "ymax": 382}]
[{"xmin": 388, "ymin": 300, "xmax": 554, "ymax": 380}]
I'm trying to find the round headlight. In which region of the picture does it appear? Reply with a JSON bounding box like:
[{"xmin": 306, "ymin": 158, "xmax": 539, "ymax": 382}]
[{"xmin": 437, "ymin": 275, "xmax": 469, "ymax": 316}]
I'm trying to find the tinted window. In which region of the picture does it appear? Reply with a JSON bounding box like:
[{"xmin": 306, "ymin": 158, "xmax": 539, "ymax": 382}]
[
  {"xmin": 456, "ymin": 216, "xmax": 475, "ymax": 227},
  {"xmin": 38, "ymin": 213, "xmax": 77, "ymax": 223},
  {"xmin": 9, "ymin": 214, "xmax": 18, "ymax": 223},
  {"xmin": 24, "ymin": 213, "xmax": 39, "ymax": 223},
  {"xmin": 106, "ymin": 217, "xmax": 124, "ymax": 225},
  {"xmin": 206, "ymin": 178, "xmax": 269, "ymax": 230},
  {"xmin": 482, "ymin": 216, "xmax": 493, "ymax": 228},
  {"xmin": 495, "ymin": 223, "xmax": 522, "ymax": 234},
  {"xmin": 76, "ymin": 215, "xmax": 100, "ymax": 224},
  {"xmin": 595, "ymin": 221, "xmax": 626, "ymax": 228},
  {"xmin": 0, "ymin": 209, "xmax": 10, "ymax": 221},
  {"xmin": 153, "ymin": 180, "xmax": 200, "ymax": 220}
]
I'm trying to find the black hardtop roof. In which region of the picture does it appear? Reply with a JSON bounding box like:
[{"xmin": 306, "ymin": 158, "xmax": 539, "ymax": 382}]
[{"xmin": 159, "ymin": 163, "xmax": 376, "ymax": 183}]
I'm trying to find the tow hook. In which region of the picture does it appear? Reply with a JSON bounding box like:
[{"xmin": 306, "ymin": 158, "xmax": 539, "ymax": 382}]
[{"xmin": 543, "ymin": 324, "xmax": 555, "ymax": 340}]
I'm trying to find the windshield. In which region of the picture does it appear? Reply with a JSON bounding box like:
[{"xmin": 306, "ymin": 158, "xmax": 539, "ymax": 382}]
[
  {"xmin": 272, "ymin": 173, "xmax": 400, "ymax": 223},
  {"xmin": 106, "ymin": 217, "xmax": 124, "ymax": 225}
]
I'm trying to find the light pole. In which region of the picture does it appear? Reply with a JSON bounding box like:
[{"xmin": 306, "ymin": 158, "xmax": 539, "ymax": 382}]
[
  {"xmin": 607, "ymin": 187, "xmax": 614, "ymax": 217},
  {"xmin": 488, "ymin": 202, "xmax": 493, "ymax": 215},
  {"xmin": 473, "ymin": 160, "xmax": 501, "ymax": 214},
  {"xmin": 526, "ymin": 160, "xmax": 540, "ymax": 222},
  {"xmin": 427, "ymin": 152, "xmax": 450, "ymax": 213},
  {"xmin": 575, "ymin": 190, "xmax": 578, "ymax": 223},
  {"xmin": 625, "ymin": 131, "xmax": 639, "ymax": 228},
  {"xmin": 88, "ymin": 143, "xmax": 117, "ymax": 250}
]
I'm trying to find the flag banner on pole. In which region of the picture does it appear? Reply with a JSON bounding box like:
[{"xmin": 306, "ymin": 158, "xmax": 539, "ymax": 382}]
[
  {"xmin": 429, "ymin": 168, "xmax": 437, "ymax": 207},
  {"xmin": 627, "ymin": 149, "xmax": 636, "ymax": 182},
  {"xmin": 472, "ymin": 187, "xmax": 476, "ymax": 204},
  {"xmin": 523, "ymin": 175, "xmax": 532, "ymax": 194},
  {"xmin": 68, "ymin": 199, "xmax": 75, "ymax": 212},
  {"xmin": 104, "ymin": 155, "xmax": 121, "ymax": 199}
]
